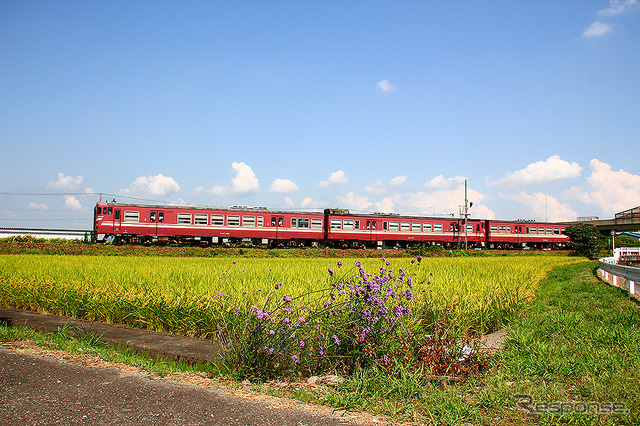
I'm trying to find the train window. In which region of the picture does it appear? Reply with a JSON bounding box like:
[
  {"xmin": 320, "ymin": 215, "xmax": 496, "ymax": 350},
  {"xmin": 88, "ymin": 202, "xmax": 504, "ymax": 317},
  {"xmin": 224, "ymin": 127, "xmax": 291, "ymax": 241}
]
[
  {"xmin": 467, "ymin": 224, "xmax": 473, "ymax": 233},
  {"xmin": 553, "ymin": 228, "xmax": 560, "ymax": 235},
  {"xmin": 108, "ymin": 207, "xmax": 112, "ymax": 215},
  {"xmin": 476, "ymin": 224, "xmax": 481, "ymax": 232},
  {"xmin": 366, "ymin": 221, "xmax": 371, "ymax": 229},
  {"xmin": 291, "ymin": 218, "xmax": 297, "ymax": 228},
  {"xmin": 227, "ymin": 215, "xmax": 240, "ymax": 226},
  {"xmin": 150, "ymin": 212, "xmax": 156, "ymax": 222},
  {"xmin": 124, "ymin": 211, "xmax": 140, "ymax": 223},
  {"xmin": 499, "ymin": 225, "xmax": 507, "ymax": 234},
  {"xmin": 383, "ymin": 221, "xmax": 388, "ymax": 231},
  {"xmin": 257, "ymin": 216, "xmax": 264, "ymax": 227},
  {"xmin": 546, "ymin": 227, "xmax": 552, "ymax": 235},
  {"xmin": 243, "ymin": 216, "xmax": 255, "ymax": 227},
  {"xmin": 177, "ymin": 213, "xmax": 192, "ymax": 224},
  {"xmin": 271, "ymin": 217, "xmax": 277, "ymax": 226},
  {"xmin": 278, "ymin": 217, "xmax": 283, "ymax": 227},
  {"xmin": 311, "ymin": 218, "xmax": 322, "ymax": 229},
  {"xmin": 354, "ymin": 220, "xmax": 360, "ymax": 230},
  {"xmin": 298, "ymin": 218, "xmax": 310, "ymax": 228},
  {"xmin": 401, "ymin": 222, "xmax": 410, "ymax": 231},
  {"xmin": 194, "ymin": 214, "xmax": 208, "ymax": 225},
  {"xmin": 343, "ymin": 220, "xmax": 354, "ymax": 230},
  {"xmin": 372, "ymin": 221, "xmax": 376, "ymax": 229},
  {"xmin": 114, "ymin": 210, "xmax": 120, "ymax": 220},
  {"xmin": 412, "ymin": 223, "xmax": 421, "ymax": 232},
  {"xmin": 158, "ymin": 212, "xmax": 164, "ymax": 223},
  {"xmin": 103, "ymin": 207, "xmax": 107, "ymax": 214},
  {"xmin": 211, "ymin": 215, "xmax": 224, "ymax": 226},
  {"xmin": 424, "ymin": 223, "xmax": 432, "ymax": 232},
  {"xmin": 96, "ymin": 206, "xmax": 102, "ymax": 215},
  {"xmin": 331, "ymin": 219, "xmax": 342, "ymax": 229},
  {"xmin": 560, "ymin": 228, "xmax": 566, "ymax": 235},
  {"xmin": 389, "ymin": 222, "xmax": 399, "ymax": 231}
]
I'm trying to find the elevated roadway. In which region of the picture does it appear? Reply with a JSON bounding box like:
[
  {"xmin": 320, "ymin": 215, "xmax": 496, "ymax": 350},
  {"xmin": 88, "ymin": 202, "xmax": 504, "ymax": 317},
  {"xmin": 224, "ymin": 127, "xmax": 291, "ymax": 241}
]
[{"xmin": 567, "ymin": 217, "xmax": 640, "ymax": 233}]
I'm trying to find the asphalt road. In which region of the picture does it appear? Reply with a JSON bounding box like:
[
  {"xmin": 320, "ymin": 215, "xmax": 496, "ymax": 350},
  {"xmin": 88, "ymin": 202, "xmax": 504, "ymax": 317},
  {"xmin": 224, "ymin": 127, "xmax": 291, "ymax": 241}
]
[{"xmin": 0, "ymin": 348, "xmax": 367, "ymax": 426}]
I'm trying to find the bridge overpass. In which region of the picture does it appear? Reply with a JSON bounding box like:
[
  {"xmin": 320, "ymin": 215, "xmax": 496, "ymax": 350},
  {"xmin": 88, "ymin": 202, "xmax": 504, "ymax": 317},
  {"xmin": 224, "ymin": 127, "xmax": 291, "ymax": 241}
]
[
  {"xmin": 569, "ymin": 217, "xmax": 640, "ymax": 233},
  {"xmin": 568, "ymin": 206, "xmax": 640, "ymax": 233}
]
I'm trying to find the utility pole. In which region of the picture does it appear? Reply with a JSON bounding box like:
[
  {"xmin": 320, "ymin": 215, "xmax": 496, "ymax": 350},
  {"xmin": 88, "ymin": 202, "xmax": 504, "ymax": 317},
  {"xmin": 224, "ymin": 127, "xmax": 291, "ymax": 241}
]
[{"xmin": 464, "ymin": 180, "xmax": 468, "ymax": 250}]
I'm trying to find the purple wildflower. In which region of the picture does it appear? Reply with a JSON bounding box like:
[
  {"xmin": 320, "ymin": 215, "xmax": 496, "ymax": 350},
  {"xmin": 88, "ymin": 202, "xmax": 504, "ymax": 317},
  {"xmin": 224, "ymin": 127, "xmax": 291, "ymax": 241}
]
[
  {"xmin": 269, "ymin": 329, "xmax": 275, "ymax": 335},
  {"xmin": 300, "ymin": 341, "xmax": 305, "ymax": 347},
  {"xmin": 337, "ymin": 261, "xmax": 343, "ymax": 268},
  {"xmin": 332, "ymin": 334, "xmax": 340, "ymax": 345},
  {"xmin": 328, "ymin": 268, "xmax": 334, "ymax": 276},
  {"xmin": 405, "ymin": 288, "xmax": 413, "ymax": 300},
  {"xmin": 283, "ymin": 294, "xmax": 292, "ymax": 302}
]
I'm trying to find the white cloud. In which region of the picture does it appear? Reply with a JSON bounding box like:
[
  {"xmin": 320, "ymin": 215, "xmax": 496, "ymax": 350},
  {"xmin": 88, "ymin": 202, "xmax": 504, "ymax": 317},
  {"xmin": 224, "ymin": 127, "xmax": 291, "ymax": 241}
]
[
  {"xmin": 337, "ymin": 192, "xmax": 373, "ymax": 211},
  {"xmin": 301, "ymin": 197, "xmax": 313, "ymax": 207},
  {"xmin": 377, "ymin": 79, "xmax": 395, "ymax": 93},
  {"xmin": 364, "ymin": 180, "xmax": 385, "ymax": 194},
  {"xmin": 424, "ymin": 175, "xmax": 466, "ymax": 190},
  {"xmin": 63, "ymin": 195, "xmax": 83, "ymax": 211},
  {"xmin": 486, "ymin": 155, "xmax": 582, "ymax": 187},
  {"xmin": 210, "ymin": 162, "xmax": 260, "ymax": 196},
  {"xmin": 46, "ymin": 173, "xmax": 83, "ymax": 191},
  {"xmin": 504, "ymin": 192, "xmax": 578, "ymax": 222},
  {"xmin": 390, "ymin": 176, "xmax": 407, "ymax": 187},
  {"xmin": 582, "ymin": 21, "xmax": 613, "ymax": 37},
  {"xmin": 598, "ymin": 0, "xmax": 638, "ymax": 16},
  {"xmin": 318, "ymin": 170, "xmax": 349, "ymax": 187},
  {"xmin": 566, "ymin": 159, "xmax": 640, "ymax": 217},
  {"xmin": 123, "ymin": 173, "xmax": 180, "ymax": 197},
  {"xmin": 393, "ymin": 184, "xmax": 493, "ymax": 219},
  {"xmin": 29, "ymin": 202, "xmax": 48, "ymax": 211},
  {"xmin": 336, "ymin": 192, "xmax": 395, "ymax": 213},
  {"xmin": 365, "ymin": 176, "xmax": 407, "ymax": 194},
  {"xmin": 270, "ymin": 178, "xmax": 298, "ymax": 193}
]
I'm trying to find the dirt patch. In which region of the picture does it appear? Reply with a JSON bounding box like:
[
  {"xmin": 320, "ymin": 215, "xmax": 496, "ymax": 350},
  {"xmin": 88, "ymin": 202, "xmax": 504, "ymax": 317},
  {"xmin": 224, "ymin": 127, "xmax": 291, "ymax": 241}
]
[{"xmin": 1, "ymin": 340, "xmax": 390, "ymax": 426}]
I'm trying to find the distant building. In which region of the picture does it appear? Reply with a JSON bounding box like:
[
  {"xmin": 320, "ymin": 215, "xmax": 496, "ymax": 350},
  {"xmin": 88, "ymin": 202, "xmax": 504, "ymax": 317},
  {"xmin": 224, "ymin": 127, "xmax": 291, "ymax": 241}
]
[{"xmin": 615, "ymin": 206, "xmax": 640, "ymax": 219}]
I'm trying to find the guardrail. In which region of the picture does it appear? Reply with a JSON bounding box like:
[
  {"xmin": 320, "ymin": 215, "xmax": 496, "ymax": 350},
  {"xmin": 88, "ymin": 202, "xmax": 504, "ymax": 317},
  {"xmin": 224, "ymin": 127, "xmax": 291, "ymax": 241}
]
[{"xmin": 598, "ymin": 248, "xmax": 640, "ymax": 297}]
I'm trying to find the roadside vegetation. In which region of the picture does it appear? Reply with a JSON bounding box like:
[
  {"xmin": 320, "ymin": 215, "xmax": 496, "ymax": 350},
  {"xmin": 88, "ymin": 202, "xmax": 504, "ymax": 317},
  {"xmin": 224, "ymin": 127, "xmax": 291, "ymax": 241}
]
[{"xmin": 0, "ymin": 241, "xmax": 637, "ymax": 424}]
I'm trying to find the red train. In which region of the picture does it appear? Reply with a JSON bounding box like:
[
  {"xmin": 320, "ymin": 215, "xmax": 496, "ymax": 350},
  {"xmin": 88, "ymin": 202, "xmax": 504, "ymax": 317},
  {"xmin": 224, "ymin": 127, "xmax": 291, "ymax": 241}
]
[{"xmin": 93, "ymin": 201, "xmax": 570, "ymax": 249}]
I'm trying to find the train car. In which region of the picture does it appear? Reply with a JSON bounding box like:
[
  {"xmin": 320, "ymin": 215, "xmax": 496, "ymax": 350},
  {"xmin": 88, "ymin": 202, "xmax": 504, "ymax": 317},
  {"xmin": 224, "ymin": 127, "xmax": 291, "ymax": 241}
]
[
  {"xmin": 93, "ymin": 202, "xmax": 325, "ymax": 246},
  {"xmin": 485, "ymin": 219, "xmax": 569, "ymax": 249},
  {"xmin": 93, "ymin": 201, "xmax": 571, "ymax": 250},
  {"xmin": 324, "ymin": 209, "xmax": 487, "ymax": 249}
]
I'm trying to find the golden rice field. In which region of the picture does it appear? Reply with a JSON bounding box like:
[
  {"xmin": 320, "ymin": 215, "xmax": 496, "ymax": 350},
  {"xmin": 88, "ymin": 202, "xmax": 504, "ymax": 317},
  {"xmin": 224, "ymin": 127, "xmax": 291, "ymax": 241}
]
[{"xmin": 0, "ymin": 254, "xmax": 582, "ymax": 338}]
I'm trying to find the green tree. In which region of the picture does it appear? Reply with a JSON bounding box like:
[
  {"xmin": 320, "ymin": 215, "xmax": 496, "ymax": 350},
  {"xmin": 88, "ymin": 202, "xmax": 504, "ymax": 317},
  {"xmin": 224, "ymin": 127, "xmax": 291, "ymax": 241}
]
[{"xmin": 565, "ymin": 224, "xmax": 602, "ymax": 259}]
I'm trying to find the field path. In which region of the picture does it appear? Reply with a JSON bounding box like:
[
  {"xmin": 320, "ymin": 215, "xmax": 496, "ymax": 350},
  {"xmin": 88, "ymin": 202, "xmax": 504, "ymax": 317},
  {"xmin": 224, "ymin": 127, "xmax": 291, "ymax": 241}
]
[{"xmin": 0, "ymin": 346, "xmax": 374, "ymax": 426}]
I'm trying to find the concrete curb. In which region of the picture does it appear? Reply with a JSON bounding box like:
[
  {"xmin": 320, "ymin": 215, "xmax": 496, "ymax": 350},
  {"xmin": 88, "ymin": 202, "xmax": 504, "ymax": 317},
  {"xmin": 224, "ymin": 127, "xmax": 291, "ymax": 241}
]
[{"xmin": 0, "ymin": 306, "xmax": 222, "ymax": 364}]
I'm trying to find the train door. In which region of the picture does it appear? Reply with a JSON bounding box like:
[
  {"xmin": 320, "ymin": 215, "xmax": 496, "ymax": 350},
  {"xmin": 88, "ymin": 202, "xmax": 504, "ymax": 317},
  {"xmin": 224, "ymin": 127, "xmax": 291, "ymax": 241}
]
[
  {"xmin": 365, "ymin": 219, "xmax": 377, "ymax": 242},
  {"xmin": 150, "ymin": 210, "xmax": 165, "ymax": 236},
  {"xmin": 113, "ymin": 209, "xmax": 121, "ymax": 232},
  {"xmin": 271, "ymin": 216, "xmax": 284, "ymax": 240}
]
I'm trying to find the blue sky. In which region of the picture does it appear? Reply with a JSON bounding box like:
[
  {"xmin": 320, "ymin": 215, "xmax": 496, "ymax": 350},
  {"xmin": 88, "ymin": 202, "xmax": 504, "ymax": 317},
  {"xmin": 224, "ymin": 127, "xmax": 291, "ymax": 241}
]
[{"xmin": 1, "ymin": 0, "xmax": 639, "ymax": 229}]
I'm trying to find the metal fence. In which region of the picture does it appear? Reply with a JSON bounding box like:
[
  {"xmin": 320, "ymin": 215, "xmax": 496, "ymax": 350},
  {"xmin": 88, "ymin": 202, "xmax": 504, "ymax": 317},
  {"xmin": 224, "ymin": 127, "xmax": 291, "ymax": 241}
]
[{"xmin": 598, "ymin": 247, "xmax": 640, "ymax": 297}]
